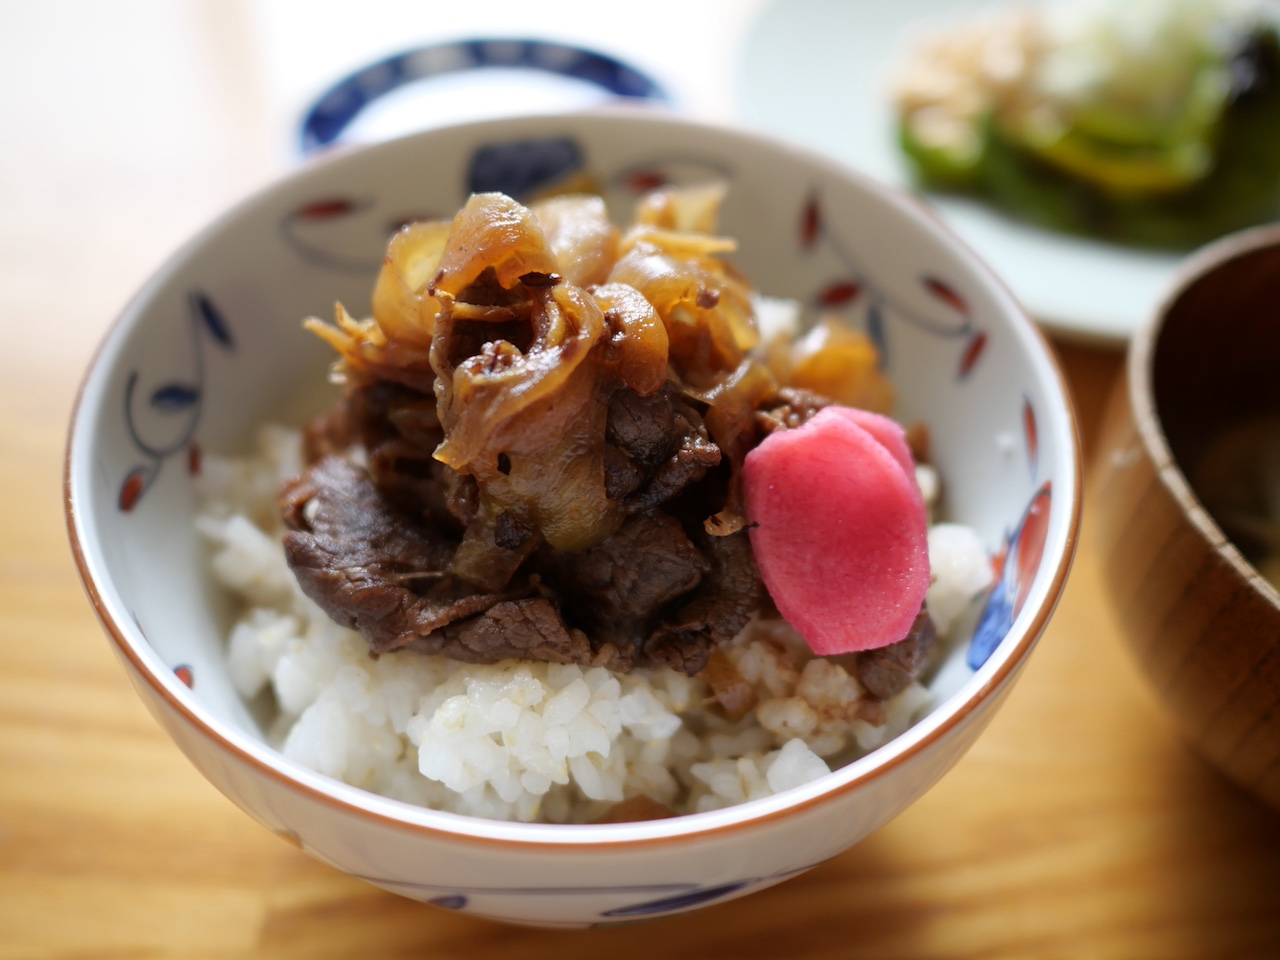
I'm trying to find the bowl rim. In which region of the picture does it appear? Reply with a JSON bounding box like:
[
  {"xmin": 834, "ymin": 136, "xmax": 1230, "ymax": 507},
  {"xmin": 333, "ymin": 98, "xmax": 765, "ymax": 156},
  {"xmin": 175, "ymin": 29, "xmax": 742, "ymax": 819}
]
[
  {"xmin": 64, "ymin": 108, "xmax": 1083, "ymax": 851},
  {"xmin": 1126, "ymin": 221, "xmax": 1280, "ymax": 612}
]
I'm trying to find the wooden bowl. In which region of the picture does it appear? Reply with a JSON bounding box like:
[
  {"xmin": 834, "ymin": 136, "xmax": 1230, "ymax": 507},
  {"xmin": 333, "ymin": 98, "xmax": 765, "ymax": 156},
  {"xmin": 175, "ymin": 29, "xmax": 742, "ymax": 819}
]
[{"xmin": 1093, "ymin": 223, "xmax": 1280, "ymax": 810}]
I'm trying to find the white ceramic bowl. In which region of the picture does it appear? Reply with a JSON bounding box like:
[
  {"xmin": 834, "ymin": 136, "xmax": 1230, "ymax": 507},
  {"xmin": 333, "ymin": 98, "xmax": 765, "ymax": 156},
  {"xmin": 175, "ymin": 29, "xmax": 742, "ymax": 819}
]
[{"xmin": 65, "ymin": 111, "xmax": 1080, "ymax": 928}]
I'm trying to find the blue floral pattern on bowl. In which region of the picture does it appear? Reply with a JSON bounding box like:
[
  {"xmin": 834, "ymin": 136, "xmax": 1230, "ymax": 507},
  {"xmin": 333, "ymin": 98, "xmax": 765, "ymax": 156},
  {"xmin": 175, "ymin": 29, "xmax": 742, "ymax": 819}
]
[
  {"xmin": 342, "ymin": 861, "xmax": 819, "ymax": 924},
  {"xmin": 118, "ymin": 291, "xmax": 233, "ymax": 512}
]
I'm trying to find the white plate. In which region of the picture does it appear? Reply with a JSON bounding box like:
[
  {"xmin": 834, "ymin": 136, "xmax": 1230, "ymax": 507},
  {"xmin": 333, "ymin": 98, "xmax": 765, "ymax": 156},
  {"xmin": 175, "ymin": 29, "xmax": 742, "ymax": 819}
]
[{"xmin": 736, "ymin": 0, "xmax": 1190, "ymax": 344}]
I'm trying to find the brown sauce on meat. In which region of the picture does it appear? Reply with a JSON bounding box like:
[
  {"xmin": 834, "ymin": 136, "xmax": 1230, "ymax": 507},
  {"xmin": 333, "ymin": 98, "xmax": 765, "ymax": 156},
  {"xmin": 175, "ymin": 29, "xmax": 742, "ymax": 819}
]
[{"xmin": 281, "ymin": 188, "xmax": 927, "ymax": 680}]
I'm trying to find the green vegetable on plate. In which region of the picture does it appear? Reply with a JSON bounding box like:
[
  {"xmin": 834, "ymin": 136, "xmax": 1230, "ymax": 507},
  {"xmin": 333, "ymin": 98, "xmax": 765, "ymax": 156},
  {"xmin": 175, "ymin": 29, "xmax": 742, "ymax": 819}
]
[{"xmin": 894, "ymin": 0, "xmax": 1280, "ymax": 248}]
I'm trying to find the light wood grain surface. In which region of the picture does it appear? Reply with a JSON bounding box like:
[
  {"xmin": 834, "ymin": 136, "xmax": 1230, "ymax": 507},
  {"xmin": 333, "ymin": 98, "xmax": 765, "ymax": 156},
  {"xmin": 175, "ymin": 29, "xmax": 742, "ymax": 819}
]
[{"xmin": 5, "ymin": 4, "xmax": 1280, "ymax": 958}]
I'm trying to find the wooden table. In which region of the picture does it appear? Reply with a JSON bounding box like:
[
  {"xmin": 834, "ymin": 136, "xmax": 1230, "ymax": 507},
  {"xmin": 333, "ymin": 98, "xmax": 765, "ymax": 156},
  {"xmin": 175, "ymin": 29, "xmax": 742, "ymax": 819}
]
[{"xmin": 4, "ymin": 5, "xmax": 1280, "ymax": 957}]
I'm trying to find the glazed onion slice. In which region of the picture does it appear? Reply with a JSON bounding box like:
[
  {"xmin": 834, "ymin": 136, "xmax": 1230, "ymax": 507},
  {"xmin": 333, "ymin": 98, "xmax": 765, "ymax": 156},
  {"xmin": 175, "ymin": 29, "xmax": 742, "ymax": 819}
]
[
  {"xmin": 304, "ymin": 219, "xmax": 451, "ymax": 393},
  {"xmin": 702, "ymin": 647, "xmax": 758, "ymax": 722},
  {"xmin": 693, "ymin": 357, "xmax": 779, "ymax": 536},
  {"xmin": 781, "ymin": 318, "xmax": 895, "ymax": 415},
  {"xmin": 430, "ymin": 192, "xmax": 561, "ymax": 297},
  {"xmin": 372, "ymin": 219, "xmax": 452, "ymax": 344},
  {"xmin": 591, "ymin": 282, "xmax": 670, "ymax": 397},
  {"xmin": 435, "ymin": 282, "xmax": 617, "ymax": 561},
  {"xmin": 428, "ymin": 194, "xmax": 687, "ymax": 567},
  {"xmin": 608, "ymin": 229, "xmax": 759, "ymax": 385},
  {"xmin": 632, "ymin": 180, "xmax": 728, "ymax": 234},
  {"xmin": 531, "ymin": 194, "xmax": 620, "ymax": 288}
]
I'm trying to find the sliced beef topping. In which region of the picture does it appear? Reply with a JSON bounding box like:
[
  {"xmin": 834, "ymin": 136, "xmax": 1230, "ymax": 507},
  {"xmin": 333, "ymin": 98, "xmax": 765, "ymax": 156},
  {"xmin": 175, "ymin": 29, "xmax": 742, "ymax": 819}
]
[
  {"xmin": 754, "ymin": 386, "xmax": 832, "ymax": 435},
  {"xmin": 280, "ymin": 452, "xmax": 754, "ymax": 672},
  {"xmin": 606, "ymin": 387, "xmax": 679, "ymax": 470},
  {"xmin": 605, "ymin": 385, "xmax": 722, "ymax": 514},
  {"xmin": 540, "ymin": 511, "xmax": 711, "ymax": 658},
  {"xmin": 280, "ymin": 456, "xmax": 508, "ymax": 655},
  {"xmin": 854, "ymin": 607, "xmax": 937, "ymax": 699},
  {"xmin": 377, "ymin": 382, "xmax": 445, "ymax": 449},
  {"xmin": 280, "ymin": 455, "xmax": 449, "ymax": 566},
  {"xmin": 626, "ymin": 412, "xmax": 722, "ymax": 514},
  {"xmin": 284, "ymin": 191, "xmax": 943, "ymax": 688},
  {"xmin": 283, "ymin": 397, "xmax": 907, "ymax": 682},
  {"xmin": 302, "ymin": 381, "xmax": 465, "ymax": 531},
  {"xmin": 407, "ymin": 598, "xmax": 595, "ymax": 665},
  {"xmin": 304, "ymin": 381, "xmax": 442, "ymax": 462},
  {"xmin": 602, "ymin": 442, "xmax": 645, "ymax": 501},
  {"xmin": 302, "ymin": 391, "xmax": 360, "ymax": 463},
  {"xmin": 350, "ymin": 383, "xmax": 459, "ymax": 527},
  {"xmin": 645, "ymin": 528, "xmax": 761, "ymax": 676}
]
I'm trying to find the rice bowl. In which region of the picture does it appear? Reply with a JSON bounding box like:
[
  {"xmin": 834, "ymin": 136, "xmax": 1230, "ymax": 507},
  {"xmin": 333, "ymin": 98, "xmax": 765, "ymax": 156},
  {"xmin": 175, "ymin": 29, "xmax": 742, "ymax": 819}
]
[{"xmin": 65, "ymin": 111, "xmax": 1080, "ymax": 926}]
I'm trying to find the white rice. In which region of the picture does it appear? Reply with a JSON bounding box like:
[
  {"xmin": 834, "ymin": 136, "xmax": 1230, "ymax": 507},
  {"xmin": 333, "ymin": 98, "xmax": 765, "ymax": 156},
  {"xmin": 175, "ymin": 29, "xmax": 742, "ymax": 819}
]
[{"xmin": 196, "ymin": 426, "xmax": 991, "ymax": 823}]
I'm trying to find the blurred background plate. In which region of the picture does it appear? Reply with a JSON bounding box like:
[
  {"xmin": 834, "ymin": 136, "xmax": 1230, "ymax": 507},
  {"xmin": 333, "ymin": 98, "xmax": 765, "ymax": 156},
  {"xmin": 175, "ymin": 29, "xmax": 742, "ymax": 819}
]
[
  {"xmin": 296, "ymin": 38, "xmax": 672, "ymax": 155},
  {"xmin": 736, "ymin": 0, "xmax": 1186, "ymax": 344}
]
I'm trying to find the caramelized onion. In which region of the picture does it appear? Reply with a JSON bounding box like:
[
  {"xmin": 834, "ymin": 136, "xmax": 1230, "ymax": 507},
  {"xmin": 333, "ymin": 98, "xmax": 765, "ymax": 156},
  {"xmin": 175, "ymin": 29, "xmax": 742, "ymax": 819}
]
[
  {"xmin": 632, "ymin": 181, "xmax": 728, "ymax": 234},
  {"xmin": 703, "ymin": 647, "xmax": 758, "ymax": 722},
  {"xmin": 433, "ymin": 282, "xmax": 616, "ymax": 558},
  {"xmin": 306, "ymin": 188, "xmax": 908, "ymax": 601},
  {"xmin": 531, "ymin": 194, "xmax": 619, "ymax": 287},
  {"xmin": 608, "ymin": 235, "xmax": 757, "ymax": 383},
  {"xmin": 430, "ymin": 192, "xmax": 560, "ymax": 298},
  {"xmin": 372, "ymin": 219, "xmax": 451, "ymax": 341},
  {"xmin": 780, "ymin": 318, "xmax": 895, "ymax": 414},
  {"xmin": 434, "ymin": 287, "xmax": 602, "ymax": 442},
  {"xmin": 591, "ymin": 282, "xmax": 669, "ymax": 397},
  {"xmin": 691, "ymin": 358, "xmax": 778, "ymax": 536},
  {"xmin": 303, "ymin": 220, "xmax": 451, "ymax": 393}
]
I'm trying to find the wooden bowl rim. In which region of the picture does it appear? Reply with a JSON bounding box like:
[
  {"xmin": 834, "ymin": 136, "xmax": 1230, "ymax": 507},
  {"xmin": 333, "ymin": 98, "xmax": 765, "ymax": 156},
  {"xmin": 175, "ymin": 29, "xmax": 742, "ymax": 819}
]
[{"xmin": 1127, "ymin": 222, "xmax": 1280, "ymax": 615}]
